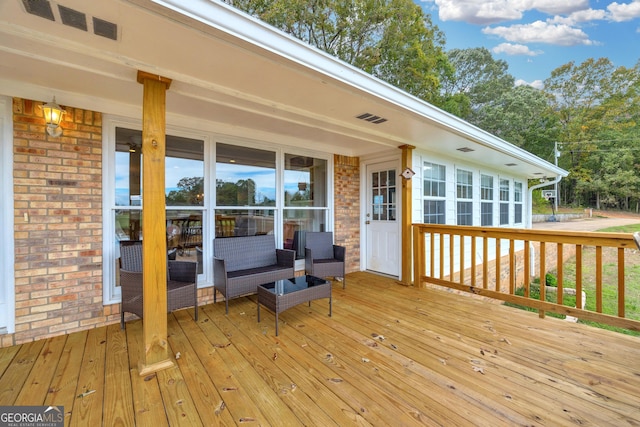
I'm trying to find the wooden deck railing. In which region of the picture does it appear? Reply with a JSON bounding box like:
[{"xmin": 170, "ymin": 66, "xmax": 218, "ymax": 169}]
[{"xmin": 412, "ymin": 224, "xmax": 640, "ymax": 332}]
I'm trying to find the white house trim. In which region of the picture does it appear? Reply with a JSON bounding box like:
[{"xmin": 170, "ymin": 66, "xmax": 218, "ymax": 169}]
[{"xmin": 0, "ymin": 95, "xmax": 15, "ymax": 334}]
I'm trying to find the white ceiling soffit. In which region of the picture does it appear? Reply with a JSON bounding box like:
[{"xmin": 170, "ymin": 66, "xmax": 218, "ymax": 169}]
[{"xmin": 0, "ymin": 0, "xmax": 566, "ymax": 178}]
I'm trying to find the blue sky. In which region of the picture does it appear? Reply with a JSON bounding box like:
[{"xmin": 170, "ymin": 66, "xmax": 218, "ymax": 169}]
[{"xmin": 415, "ymin": 0, "xmax": 640, "ymax": 88}]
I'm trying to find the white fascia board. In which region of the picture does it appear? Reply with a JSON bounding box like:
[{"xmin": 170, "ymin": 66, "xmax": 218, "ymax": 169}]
[{"xmin": 150, "ymin": 0, "xmax": 566, "ymax": 176}]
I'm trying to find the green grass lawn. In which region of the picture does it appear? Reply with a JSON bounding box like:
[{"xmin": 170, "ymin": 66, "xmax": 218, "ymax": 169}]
[{"xmin": 508, "ymin": 222, "xmax": 640, "ymax": 336}]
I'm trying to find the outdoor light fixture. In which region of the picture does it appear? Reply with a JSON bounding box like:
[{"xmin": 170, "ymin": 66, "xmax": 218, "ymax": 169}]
[{"xmin": 42, "ymin": 97, "xmax": 65, "ymax": 137}]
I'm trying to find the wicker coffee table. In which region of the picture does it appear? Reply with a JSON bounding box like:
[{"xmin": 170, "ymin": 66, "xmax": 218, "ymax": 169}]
[{"xmin": 257, "ymin": 275, "xmax": 331, "ymax": 336}]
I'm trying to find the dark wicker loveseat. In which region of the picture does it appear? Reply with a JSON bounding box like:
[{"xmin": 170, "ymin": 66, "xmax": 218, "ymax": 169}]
[{"xmin": 213, "ymin": 235, "xmax": 295, "ymax": 313}]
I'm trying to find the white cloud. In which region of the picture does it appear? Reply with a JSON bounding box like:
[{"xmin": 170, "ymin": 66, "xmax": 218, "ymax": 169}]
[
  {"xmin": 434, "ymin": 0, "xmax": 521, "ymax": 24},
  {"xmin": 483, "ymin": 21, "xmax": 595, "ymax": 46},
  {"xmin": 515, "ymin": 79, "xmax": 545, "ymax": 89},
  {"xmin": 492, "ymin": 42, "xmax": 543, "ymax": 56},
  {"xmin": 549, "ymin": 8, "xmax": 607, "ymax": 25},
  {"xmin": 432, "ymin": 0, "xmax": 589, "ymax": 24},
  {"xmin": 524, "ymin": 0, "xmax": 590, "ymax": 15},
  {"xmin": 607, "ymin": 1, "xmax": 640, "ymax": 22}
]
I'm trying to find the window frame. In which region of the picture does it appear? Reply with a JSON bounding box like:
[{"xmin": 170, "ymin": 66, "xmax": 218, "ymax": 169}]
[
  {"xmin": 480, "ymin": 174, "xmax": 494, "ymax": 227},
  {"xmin": 499, "ymin": 178, "xmax": 510, "ymax": 226},
  {"xmin": 514, "ymin": 181, "xmax": 523, "ymax": 224},
  {"xmin": 103, "ymin": 117, "xmax": 333, "ymax": 304},
  {"xmin": 456, "ymin": 168, "xmax": 473, "ymax": 226},
  {"xmin": 423, "ymin": 161, "xmax": 446, "ymax": 224},
  {"xmin": 0, "ymin": 96, "xmax": 15, "ymax": 333}
]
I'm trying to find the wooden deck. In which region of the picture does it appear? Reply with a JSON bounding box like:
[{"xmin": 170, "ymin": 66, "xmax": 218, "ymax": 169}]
[{"xmin": 1, "ymin": 272, "xmax": 639, "ymax": 426}]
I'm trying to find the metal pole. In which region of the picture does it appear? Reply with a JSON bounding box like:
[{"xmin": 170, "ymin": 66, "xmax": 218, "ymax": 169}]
[{"xmin": 554, "ymin": 141, "xmax": 559, "ymax": 212}]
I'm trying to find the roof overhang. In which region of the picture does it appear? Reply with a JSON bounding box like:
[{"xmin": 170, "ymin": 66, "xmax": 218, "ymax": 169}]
[{"xmin": 0, "ymin": 0, "xmax": 567, "ymax": 179}]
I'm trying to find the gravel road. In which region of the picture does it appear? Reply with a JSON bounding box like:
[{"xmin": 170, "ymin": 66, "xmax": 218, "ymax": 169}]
[{"xmin": 533, "ymin": 215, "xmax": 640, "ymax": 232}]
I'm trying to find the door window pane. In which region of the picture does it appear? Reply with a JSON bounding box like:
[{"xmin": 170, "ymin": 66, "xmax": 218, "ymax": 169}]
[{"xmin": 371, "ymin": 170, "xmax": 396, "ymax": 221}]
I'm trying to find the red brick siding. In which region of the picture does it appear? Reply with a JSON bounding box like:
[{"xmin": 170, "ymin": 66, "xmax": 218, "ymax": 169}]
[
  {"xmin": 334, "ymin": 155, "xmax": 360, "ymax": 273},
  {"xmin": 10, "ymin": 98, "xmax": 110, "ymax": 346}
]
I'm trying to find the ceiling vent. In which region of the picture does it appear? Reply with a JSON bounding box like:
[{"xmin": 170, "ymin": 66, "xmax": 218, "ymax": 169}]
[
  {"xmin": 22, "ymin": 0, "xmax": 54, "ymax": 20},
  {"xmin": 457, "ymin": 147, "xmax": 475, "ymax": 153},
  {"xmin": 356, "ymin": 113, "xmax": 388, "ymax": 125},
  {"xmin": 505, "ymin": 163, "xmax": 518, "ymax": 167},
  {"xmin": 93, "ymin": 17, "xmax": 118, "ymax": 40},
  {"xmin": 58, "ymin": 5, "xmax": 87, "ymax": 31},
  {"xmin": 22, "ymin": 1, "xmax": 118, "ymax": 41}
]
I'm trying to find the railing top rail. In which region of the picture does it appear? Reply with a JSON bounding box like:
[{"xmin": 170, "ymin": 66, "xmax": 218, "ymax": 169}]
[{"xmin": 412, "ymin": 223, "xmax": 635, "ymax": 249}]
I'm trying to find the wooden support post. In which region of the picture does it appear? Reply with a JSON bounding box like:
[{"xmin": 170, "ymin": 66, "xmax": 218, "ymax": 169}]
[
  {"xmin": 399, "ymin": 144, "xmax": 415, "ymax": 286},
  {"xmin": 137, "ymin": 71, "xmax": 173, "ymax": 375}
]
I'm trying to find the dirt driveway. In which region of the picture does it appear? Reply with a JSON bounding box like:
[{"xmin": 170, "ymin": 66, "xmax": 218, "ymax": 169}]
[{"xmin": 533, "ymin": 211, "xmax": 640, "ymax": 232}]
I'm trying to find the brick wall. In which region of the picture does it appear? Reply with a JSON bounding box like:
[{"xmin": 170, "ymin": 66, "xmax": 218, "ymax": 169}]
[
  {"xmin": 10, "ymin": 97, "xmax": 111, "ymax": 346},
  {"xmin": 334, "ymin": 154, "xmax": 360, "ymax": 273}
]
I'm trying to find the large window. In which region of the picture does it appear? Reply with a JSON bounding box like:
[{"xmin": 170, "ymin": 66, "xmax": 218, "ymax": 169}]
[
  {"xmin": 215, "ymin": 144, "xmax": 329, "ymax": 258},
  {"xmin": 114, "ymin": 127, "xmax": 205, "ymax": 274},
  {"xmin": 283, "ymin": 154, "xmax": 328, "ymax": 258},
  {"xmin": 215, "ymin": 143, "xmax": 276, "ymax": 238},
  {"xmin": 514, "ymin": 181, "xmax": 523, "ymax": 224},
  {"xmin": 423, "ymin": 162, "xmax": 446, "ymax": 224},
  {"xmin": 500, "ymin": 178, "xmax": 510, "ymax": 225},
  {"xmin": 480, "ymin": 174, "xmax": 493, "ymax": 226},
  {"xmin": 456, "ymin": 169, "xmax": 473, "ymax": 226},
  {"xmin": 106, "ymin": 122, "xmax": 333, "ymax": 303}
]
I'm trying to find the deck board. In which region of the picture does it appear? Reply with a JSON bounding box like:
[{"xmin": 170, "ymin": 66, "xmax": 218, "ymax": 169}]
[
  {"xmin": 14, "ymin": 334, "xmax": 66, "ymax": 406},
  {"xmin": 0, "ymin": 340, "xmax": 44, "ymax": 405},
  {"xmin": 104, "ymin": 324, "xmax": 135, "ymax": 426},
  {"xmin": 125, "ymin": 320, "xmax": 167, "ymax": 426},
  {"xmin": 0, "ymin": 272, "xmax": 639, "ymax": 426},
  {"xmin": 70, "ymin": 327, "xmax": 107, "ymax": 427}
]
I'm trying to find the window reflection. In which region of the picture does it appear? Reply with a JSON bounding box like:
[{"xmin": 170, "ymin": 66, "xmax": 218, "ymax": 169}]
[
  {"xmin": 114, "ymin": 127, "xmax": 205, "ymax": 275},
  {"xmin": 284, "ymin": 154, "xmax": 327, "ymax": 207},
  {"xmin": 283, "ymin": 210, "xmax": 327, "ymax": 259},
  {"xmin": 115, "ymin": 210, "xmax": 204, "ymax": 273},
  {"xmin": 216, "ymin": 143, "xmax": 276, "ymax": 207},
  {"xmin": 215, "ymin": 209, "xmax": 275, "ymax": 237},
  {"xmin": 115, "ymin": 128, "xmax": 204, "ymax": 206}
]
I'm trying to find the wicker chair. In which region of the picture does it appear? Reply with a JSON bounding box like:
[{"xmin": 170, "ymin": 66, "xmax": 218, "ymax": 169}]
[
  {"xmin": 119, "ymin": 242, "xmax": 198, "ymax": 329},
  {"xmin": 304, "ymin": 231, "xmax": 346, "ymax": 288}
]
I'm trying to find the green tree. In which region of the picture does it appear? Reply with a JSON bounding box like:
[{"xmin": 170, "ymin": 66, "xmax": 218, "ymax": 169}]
[
  {"xmin": 545, "ymin": 58, "xmax": 640, "ymax": 209},
  {"xmin": 471, "ymin": 85, "xmax": 560, "ymax": 159},
  {"xmin": 439, "ymin": 47, "xmax": 514, "ymax": 120},
  {"xmin": 223, "ymin": 0, "xmax": 449, "ymax": 105},
  {"xmin": 166, "ymin": 177, "xmax": 204, "ymax": 206}
]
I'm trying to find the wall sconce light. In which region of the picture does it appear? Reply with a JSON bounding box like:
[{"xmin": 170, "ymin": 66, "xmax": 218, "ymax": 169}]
[{"xmin": 42, "ymin": 97, "xmax": 65, "ymax": 137}]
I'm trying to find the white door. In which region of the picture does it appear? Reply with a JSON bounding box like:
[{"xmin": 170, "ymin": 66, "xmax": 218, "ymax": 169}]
[{"xmin": 365, "ymin": 162, "xmax": 400, "ymax": 276}]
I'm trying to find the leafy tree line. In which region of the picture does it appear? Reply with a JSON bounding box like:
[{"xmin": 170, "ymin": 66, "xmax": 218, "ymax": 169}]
[{"xmin": 223, "ymin": 0, "xmax": 640, "ymax": 212}]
